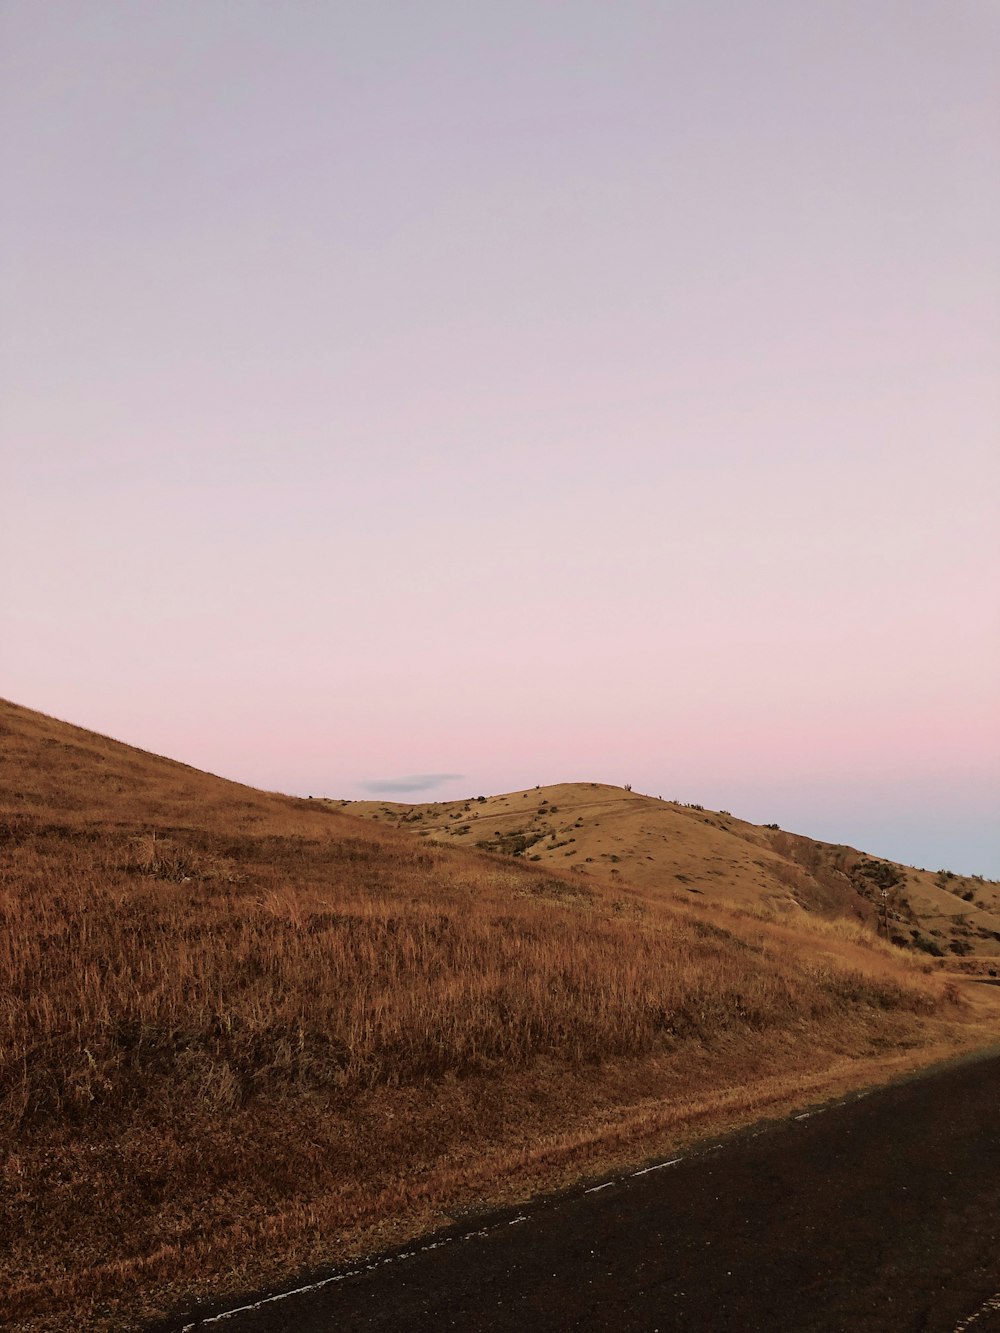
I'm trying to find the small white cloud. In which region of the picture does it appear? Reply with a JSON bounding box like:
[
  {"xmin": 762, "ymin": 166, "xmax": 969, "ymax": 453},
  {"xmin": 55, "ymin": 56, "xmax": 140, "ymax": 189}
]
[{"xmin": 360, "ymin": 773, "xmax": 464, "ymax": 794}]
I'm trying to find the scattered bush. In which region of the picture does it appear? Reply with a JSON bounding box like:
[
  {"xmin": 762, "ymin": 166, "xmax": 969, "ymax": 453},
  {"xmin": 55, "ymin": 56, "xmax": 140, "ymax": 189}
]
[
  {"xmin": 474, "ymin": 829, "xmax": 546, "ymax": 857},
  {"xmin": 913, "ymin": 936, "xmax": 946, "ymax": 957}
]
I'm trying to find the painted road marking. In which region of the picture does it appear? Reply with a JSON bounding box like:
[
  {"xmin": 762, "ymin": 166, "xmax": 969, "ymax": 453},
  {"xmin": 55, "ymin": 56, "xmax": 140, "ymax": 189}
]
[
  {"xmin": 179, "ymin": 1104, "xmax": 838, "ymax": 1328},
  {"xmin": 954, "ymin": 1289, "xmax": 1000, "ymax": 1331},
  {"xmin": 631, "ymin": 1157, "xmax": 683, "ymax": 1177},
  {"xmin": 179, "ymin": 1235, "xmax": 462, "ymax": 1329}
]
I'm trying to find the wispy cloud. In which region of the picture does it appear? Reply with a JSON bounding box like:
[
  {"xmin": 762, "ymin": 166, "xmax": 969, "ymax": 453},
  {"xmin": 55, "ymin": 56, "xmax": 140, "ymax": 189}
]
[{"xmin": 360, "ymin": 773, "xmax": 464, "ymax": 794}]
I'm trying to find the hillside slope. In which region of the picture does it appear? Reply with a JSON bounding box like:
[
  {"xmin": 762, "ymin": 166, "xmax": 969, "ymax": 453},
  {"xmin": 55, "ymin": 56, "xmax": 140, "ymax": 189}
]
[
  {"xmin": 2, "ymin": 699, "xmax": 998, "ymax": 1332},
  {"xmin": 339, "ymin": 783, "xmax": 1000, "ymax": 962}
]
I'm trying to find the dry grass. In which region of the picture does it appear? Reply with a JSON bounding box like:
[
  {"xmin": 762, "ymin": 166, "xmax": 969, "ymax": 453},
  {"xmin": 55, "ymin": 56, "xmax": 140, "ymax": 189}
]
[
  {"xmin": 1, "ymin": 699, "xmax": 996, "ymax": 1331},
  {"xmin": 346, "ymin": 783, "xmax": 1000, "ymax": 956}
]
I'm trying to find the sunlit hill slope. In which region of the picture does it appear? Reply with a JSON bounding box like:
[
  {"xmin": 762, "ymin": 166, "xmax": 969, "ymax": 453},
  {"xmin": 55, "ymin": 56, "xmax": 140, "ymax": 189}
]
[
  {"xmin": 2, "ymin": 698, "xmax": 998, "ymax": 1331},
  {"xmin": 339, "ymin": 784, "xmax": 1000, "ymax": 964}
]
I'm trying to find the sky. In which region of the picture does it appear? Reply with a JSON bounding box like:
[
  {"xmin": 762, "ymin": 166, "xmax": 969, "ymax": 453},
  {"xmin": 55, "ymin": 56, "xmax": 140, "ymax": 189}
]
[{"xmin": 2, "ymin": 1, "xmax": 998, "ymax": 876}]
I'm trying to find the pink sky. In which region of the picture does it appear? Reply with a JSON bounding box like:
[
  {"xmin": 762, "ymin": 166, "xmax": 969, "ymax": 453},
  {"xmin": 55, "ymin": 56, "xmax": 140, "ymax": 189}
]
[{"xmin": 2, "ymin": 2, "xmax": 998, "ymax": 874}]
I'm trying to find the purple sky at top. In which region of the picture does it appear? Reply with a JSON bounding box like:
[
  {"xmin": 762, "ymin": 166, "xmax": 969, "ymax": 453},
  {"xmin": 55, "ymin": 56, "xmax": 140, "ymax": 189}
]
[{"xmin": 2, "ymin": 2, "xmax": 998, "ymax": 875}]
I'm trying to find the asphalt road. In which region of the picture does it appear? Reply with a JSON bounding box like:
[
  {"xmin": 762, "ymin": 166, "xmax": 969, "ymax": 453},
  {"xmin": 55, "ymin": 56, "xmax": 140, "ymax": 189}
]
[{"xmin": 164, "ymin": 1051, "xmax": 1000, "ymax": 1333}]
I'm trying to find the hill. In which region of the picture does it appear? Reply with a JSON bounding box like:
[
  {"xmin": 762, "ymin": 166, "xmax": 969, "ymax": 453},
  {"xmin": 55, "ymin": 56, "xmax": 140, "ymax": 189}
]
[
  {"xmin": 339, "ymin": 784, "xmax": 1000, "ymax": 964},
  {"xmin": 2, "ymin": 699, "xmax": 998, "ymax": 1331}
]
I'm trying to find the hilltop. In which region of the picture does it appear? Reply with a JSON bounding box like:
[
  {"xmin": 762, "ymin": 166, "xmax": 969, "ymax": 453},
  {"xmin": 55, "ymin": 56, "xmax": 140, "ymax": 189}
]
[
  {"xmin": 339, "ymin": 784, "xmax": 1000, "ymax": 965},
  {"xmin": 2, "ymin": 699, "xmax": 998, "ymax": 1331}
]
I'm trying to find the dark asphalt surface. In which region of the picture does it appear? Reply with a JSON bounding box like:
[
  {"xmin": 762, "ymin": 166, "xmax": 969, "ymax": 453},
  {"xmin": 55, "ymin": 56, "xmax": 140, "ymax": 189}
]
[{"xmin": 163, "ymin": 1051, "xmax": 1000, "ymax": 1333}]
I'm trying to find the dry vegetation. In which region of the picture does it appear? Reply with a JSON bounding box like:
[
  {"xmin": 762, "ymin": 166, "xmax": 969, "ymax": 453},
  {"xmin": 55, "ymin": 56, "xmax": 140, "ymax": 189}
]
[
  {"xmin": 2, "ymin": 699, "xmax": 998, "ymax": 1331},
  {"xmin": 342, "ymin": 784, "xmax": 1000, "ymax": 960}
]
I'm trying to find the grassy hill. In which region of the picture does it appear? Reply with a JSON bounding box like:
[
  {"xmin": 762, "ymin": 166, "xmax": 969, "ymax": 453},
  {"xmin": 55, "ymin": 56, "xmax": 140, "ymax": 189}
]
[
  {"xmin": 3, "ymin": 699, "xmax": 998, "ymax": 1331},
  {"xmin": 339, "ymin": 784, "xmax": 1000, "ymax": 964}
]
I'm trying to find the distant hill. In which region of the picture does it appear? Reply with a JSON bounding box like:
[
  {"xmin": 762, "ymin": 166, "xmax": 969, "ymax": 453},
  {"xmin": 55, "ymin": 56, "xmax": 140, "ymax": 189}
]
[
  {"xmin": 3, "ymin": 697, "xmax": 998, "ymax": 1332},
  {"xmin": 338, "ymin": 783, "xmax": 1000, "ymax": 963}
]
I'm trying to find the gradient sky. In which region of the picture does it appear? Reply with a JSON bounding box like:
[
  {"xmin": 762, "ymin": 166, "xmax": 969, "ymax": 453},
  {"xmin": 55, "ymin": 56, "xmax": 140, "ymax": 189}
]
[{"xmin": 2, "ymin": 2, "xmax": 998, "ymax": 875}]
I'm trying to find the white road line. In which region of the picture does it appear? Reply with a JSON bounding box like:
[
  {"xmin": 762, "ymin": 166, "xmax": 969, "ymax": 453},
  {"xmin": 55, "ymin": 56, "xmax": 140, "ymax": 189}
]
[
  {"xmin": 631, "ymin": 1157, "xmax": 682, "ymax": 1177},
  {"xmin": 179, "ymin": 1146, "xmax": 690, "ymax": 1327},
  {"xmin": 179, "ymin": 1233, "xmax": 461, "ymax": 1329},
  {"xmin": 954, "ymin": 1289, "xmax": 1000, "ymax": 1331},
  {"xmin": 180, "ymin": 1268, "xmax": 370, "ymax": 1329}
]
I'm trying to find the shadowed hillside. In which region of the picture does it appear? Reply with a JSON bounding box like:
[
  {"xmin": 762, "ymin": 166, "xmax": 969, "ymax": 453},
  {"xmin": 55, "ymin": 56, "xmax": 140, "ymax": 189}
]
[
  {"xmin": 3, "ymin": 699, "xmax": 998, "ymax": 1332},
  {"xmin": 339, "ymin": 784, "xmax": 1000, "ymax": 964}
]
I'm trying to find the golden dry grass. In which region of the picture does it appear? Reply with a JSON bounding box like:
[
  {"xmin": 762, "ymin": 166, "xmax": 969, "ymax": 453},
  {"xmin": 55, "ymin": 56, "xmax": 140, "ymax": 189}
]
[
  {"xmin": 2, "ymin": 699, "xmax": 998, "ymax": 1331},
  {"xmin": 342, "ymin": 783, "xmax": 1000, "ymax": 958}
]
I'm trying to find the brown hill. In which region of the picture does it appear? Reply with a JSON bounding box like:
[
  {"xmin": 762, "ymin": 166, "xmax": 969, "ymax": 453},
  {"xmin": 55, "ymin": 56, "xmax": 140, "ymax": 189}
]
[
  {"xmin": 2, "ymin": 699, "xmax": 998, "ymax": 1331},
  {"xmin": 339, "ymin": 783, "xmax": 1000, "ymax": 964}
]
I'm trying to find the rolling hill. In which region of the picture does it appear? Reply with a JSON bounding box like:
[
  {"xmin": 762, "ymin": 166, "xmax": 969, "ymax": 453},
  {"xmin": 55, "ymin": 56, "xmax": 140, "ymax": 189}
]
[
  {"xmin": 338, "ymin": 784, "xmax": 1000, "ymax": 964},
  {"xmin": 3, "ymin": 698, "xmax": 998, "ymax": 1331}
]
